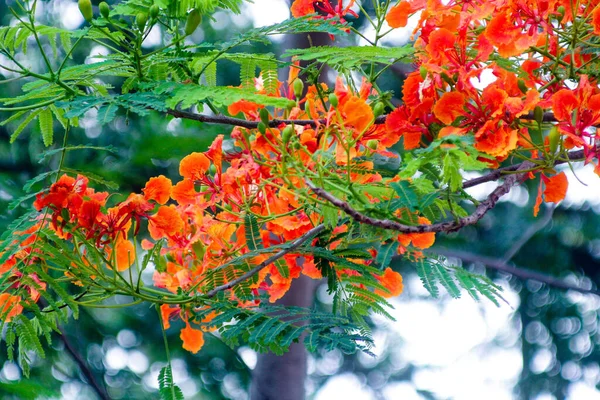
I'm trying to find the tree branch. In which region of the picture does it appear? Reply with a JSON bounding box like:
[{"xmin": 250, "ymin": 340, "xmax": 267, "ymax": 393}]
[
  {"xmin": 430, "ymin": 248, "xmax": 600, "ymax": 297},
  {"xmin": 306, "ymin": 161, "xmax": 533, "ymax": 234},
  {"xmin": 205, "ymin": 224, "xmax": 325, "ymax": 297},
  {"xmin": 166, "ymin": 108, "xmax": 563, "ymax": 131},
  {"xmin": 166, "ymin": 108, "xmax": 386, "ymax": 129}
]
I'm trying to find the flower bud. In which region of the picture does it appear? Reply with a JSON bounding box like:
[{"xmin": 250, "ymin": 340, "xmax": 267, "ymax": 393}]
[
  {"xmin": 99, "ymin": 2, "xmax": 110, "ymax": 19},
  {"xmin": 257, "ymin": 122, "xmax": 267, "ymax": 135},
  {"xmin": 419, "ymin": 65, "xmax": 427, "ymax": 80},
  {"xmin": 78, "ymin": 0, "xmax": 93, "ymax": 22},
  {"xmin": 282, "ymin": 125, "xmax": 294, "ymax": 143},
  {"xmin": 373, "ymin": 102, "xmax": 385, "ymax": 118},
  {"xmin": 534, "ymin": 106, "xmax": 543, "ymax": 125},
  {"xmin": 329, "ymin": 93, "xmax": 339, "ymax": 108},
  {"xmin": 185, "ymin": 9, "xmax": 201, "ymax": 36},
  {"xmin": 150, "ymin": 5, "xmax": 160, "ymax": 20},
  {"xmin": 556, "ymin": 6, "xmax": 565, "ymax": 20},
  {"xmin": 548, "ymin": 126, "xmax": 560, "ymax": 154},
  {"xmin": 366, "ymin": 139, "xmax": 379, "ymax": 150},
  {"xmin": 293, "ymin": 79, "xmax": 304, "ymax": 98},
  {"xmin": 259, "ymin": 108, "xmax": 269, "ymax": 125},
  {"xmin": 136, "ymin": 12, "xmax": 148, "ymax": 32}
]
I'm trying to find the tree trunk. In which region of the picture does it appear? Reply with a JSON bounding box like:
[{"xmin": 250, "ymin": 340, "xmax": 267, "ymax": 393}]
[{"xmin": 250, "ymin": 275, "xmax": 318, "ymax": 400}]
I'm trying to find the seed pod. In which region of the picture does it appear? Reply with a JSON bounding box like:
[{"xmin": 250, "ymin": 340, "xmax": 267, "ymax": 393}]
[
  {"xmin": 366, "ymin": 139, "xmax": 379, "ymax": 150},
  {"xmin": 282, "ymin": 125, "xmax": 294, "ymax": 143},
  {"xmin": 78, "ymin": 0, "xmax": 93, "ymax": 22},
  {"xmin": 259, "ymin": 108, "xmax": 269, "ymax": 125},
  {"xmin": 136, "ymin": 12, "xmax": 148, "ymax": 32},
  {"xmin": 293, "ymin": 78, "xmax": 304, "ymax": 98},
  {"xmin": 185, "ymin": 9, "xmax": 201, "ymax": 36},
  {"xmin": 373, "ymin": 102, "xmax": 385, "ymax": 118},
  {"xmin": 419, "ymin": 65, "xmax": 427, "ymax": 80},
  {"xmin": 99, "ymin": 2, "xmax": 110, "ymax": 19},
  {"xmin": 534, "ymin": 106, "xmax": 543, "ymax": 125},
  {"xmin": 548, "ymin": 126, "xmax": 560, "ymax": 154},
  {"xmin": 150, "ymin": 5, "xmax": 160, "ymax": 20},
  {"xmin": 257, "ymin": 122, "xmax": 267, "ymax": 135},
  {"xmin": 517, "ymin": 79, "xmax": 528, "ymax": 94},
  {"xmin": 329, "ymin": 93, "xmax": 339, "ymax": 108}
]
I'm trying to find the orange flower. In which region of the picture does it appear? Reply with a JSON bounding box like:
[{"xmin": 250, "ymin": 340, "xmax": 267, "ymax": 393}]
[
  {"xmin": 171, "ymin": 179, "xmax": 197, "ymax": 206},
  {"xmin": 386, "ymin": 2, "xmax": 412, "ymax": 28},
  {"xmin": 474, "ymin": 122, "xmax": 518, "ymax": 158},
  {"xmin": 374, "ymin": 268, "xmax": 404, "ymax": 298},
  {"xmin": 592, "ymin": 7, "xmax": 600, "ymax": 35},
  {"xmin": 398, "ymin": 217, "xmax": 435, "ymax": 249},
  {"xmin": 149, "ymin": 205, "xmax": 184, "ymax": 239},
  {"xmin": 0, "ymin": 293, "xmax": 23, "ymax": 322},
  {"xmin": 179, "ymin": 152, "xmax": 210, "ymax": 181},
  {"xmin": 543, "ymin": 172, "xmax": 568, "ymax": 203},
  {"xmin": 340, "ymin": 95, "xmax": 374, "ymax": 133},
  {"xmin": 290, "ymin": 0, "xmax": 315, "ymax": 18},
  {"xmin": 433, "ymin": 91, "xmax": 465, "ymax": 125},
  {"xmin": 106, "ymin": 236, "xmax": 136, "ymax": 272},
  {"xmin": 143, "ymin": 175, "xmax": 172, "ymax": 205},
  {"xmin": 552, "ymin": 90, "xmax": 579, "ymax": 121},
  {"xmin": 227, "ymin": 100, "xmax": 262, "ymax": 118},
  {"xmin": 180, "ymin": 323, "xmax": 205, "ymax": 354}
]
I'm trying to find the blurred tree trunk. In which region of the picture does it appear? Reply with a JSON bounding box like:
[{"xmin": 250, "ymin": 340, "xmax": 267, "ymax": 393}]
[{"xmin": 249, "ymin": 275, "xmax": 319, "ymax": 400}]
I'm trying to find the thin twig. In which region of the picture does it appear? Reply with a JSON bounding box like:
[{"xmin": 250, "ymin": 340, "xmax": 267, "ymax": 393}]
[
  {"xmin": 205, "ymin": 224, "xmax": 326, "ymax": 297},
  {"xmin": 306, "ymin": 161, "xmax": 534, "ymax": 234},
  {"xmin": 462, "ymin": 148, "xmax": 588, "ymax": 189},
  {"xmin": 431, "ymin": 248, "xmax": 600, "ymax": 297}
]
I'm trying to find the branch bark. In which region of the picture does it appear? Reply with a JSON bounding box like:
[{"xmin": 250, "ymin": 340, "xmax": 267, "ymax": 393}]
[{"xmin": 306, "ymin": 161, "xmax": 534, "ymax": 234}]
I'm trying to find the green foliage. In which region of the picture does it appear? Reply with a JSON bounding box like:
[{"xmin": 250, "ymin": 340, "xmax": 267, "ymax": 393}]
[
  {"xmin": 284, "ymin": 45, "xmax": 414, "ymax": 72},
  {"xmin": 415, "ymin": 257, "xmax": 506, "ymax": 305},
  {"xmin": 158, "ymin": 365, "xmax": 185, "ymax": 400}
]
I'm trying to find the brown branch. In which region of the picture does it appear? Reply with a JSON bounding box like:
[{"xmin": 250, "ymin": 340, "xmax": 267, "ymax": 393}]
[
  {"xmin": 167, "ymin": 108, "xmax": 562, "ymax": 131},
  {"xmin": 205, "ymin": 224, "xmax": 326, "ymax": 297},
  {"xmin": 430, "ymin": 248, "xmax": 600, "ymax": 297},
  {"xmin": 166, "ymin": 108, "xmax": 386, "ymax": 129},
  {"xmin": 306, "ymin": 161, "xmax": 533, "ymax": 234}
]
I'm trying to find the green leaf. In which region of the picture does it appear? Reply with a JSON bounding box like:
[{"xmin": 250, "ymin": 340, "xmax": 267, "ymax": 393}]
[
  {"xmin": 416, "ymin": 260, "xmax": 438, "ymax": 298},
  {"xmin": 390, "ymin": 181, "xmax": 419, "ymax": 212},
  {"xmin": 244, "ymin": 213, "xmax": 262, "ymax": 251},
  {"xmin": 38, "ymin": 108, "xmax": 54, "ymax": 146},
  {"xmin": 376, "ymin": 241, "xmax": 399, "ymax": 269}
]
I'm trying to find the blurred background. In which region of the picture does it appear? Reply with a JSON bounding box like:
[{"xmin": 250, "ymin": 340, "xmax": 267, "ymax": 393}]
[{"xmin": 2, "ymin": 1, "xmax": 600, "ymax": 399}]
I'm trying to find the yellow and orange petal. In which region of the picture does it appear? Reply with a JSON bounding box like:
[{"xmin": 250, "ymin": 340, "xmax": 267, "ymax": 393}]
[
  {"xmin": 143, "ymin": 175, "xmax": 172, "ymax": 205},
  {"xmin": 180, "ymin": 323, "xmax": 205, "ymax": 354},
  {"xmin": 374, "ymin": 268, "xmax": 404, "ymax": 298},
  {"xmin": 290, "ymin": 0, "xmax": 315, "ymax": 18},
  {"xmin": 544, "ymin": 172, "xmax": 568, "ymax": 203},
  {"xmin": 433, "ymin": 91, "xmax": 465, "ymax": 125},
  {"xmin": 179, "ymin": 152, "xmax": 210, "ymax": 181}
]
